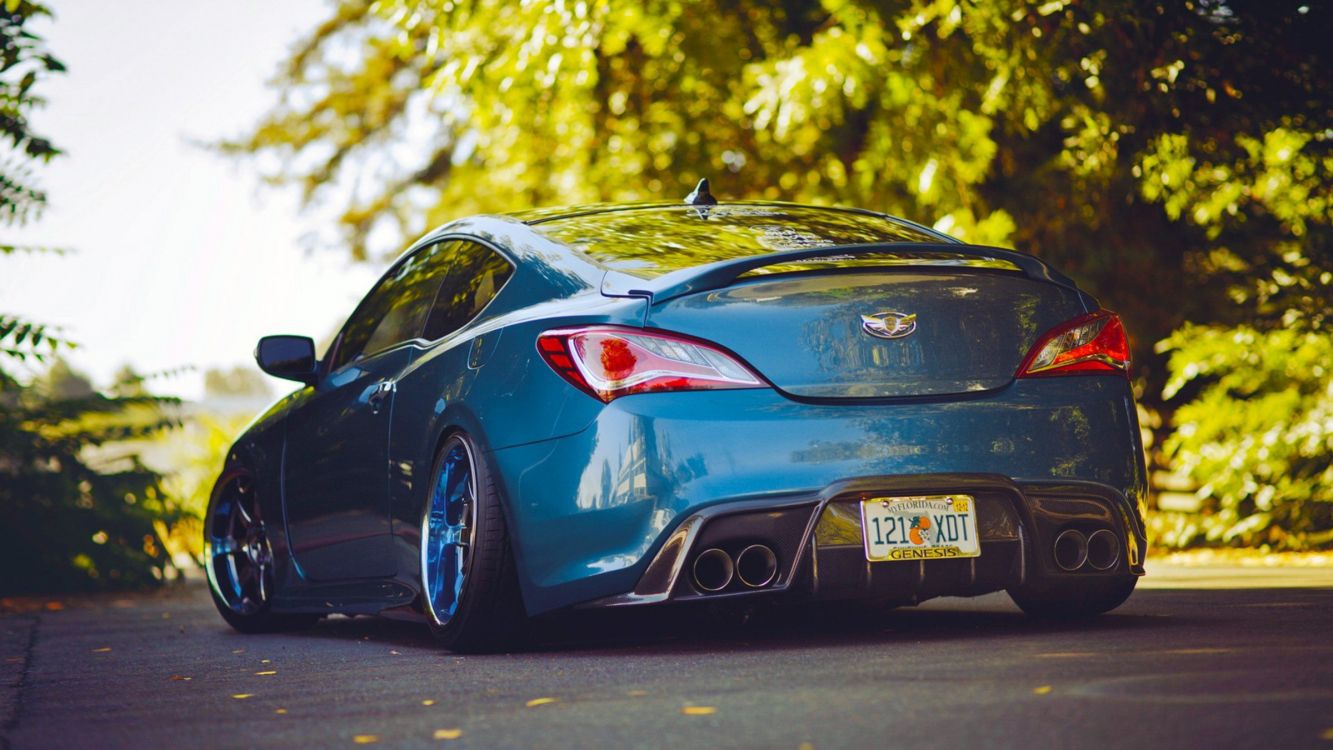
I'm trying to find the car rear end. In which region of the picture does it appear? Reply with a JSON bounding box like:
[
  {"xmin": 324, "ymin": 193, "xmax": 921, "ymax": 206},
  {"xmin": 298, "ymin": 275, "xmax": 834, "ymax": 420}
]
[{"xmin": 496, "ymin": 205, "xmax": 1147, "ymax": 617}]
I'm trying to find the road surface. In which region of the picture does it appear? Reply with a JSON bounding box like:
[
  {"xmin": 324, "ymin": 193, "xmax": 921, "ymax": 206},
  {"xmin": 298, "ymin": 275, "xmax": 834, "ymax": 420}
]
[{"xmin": 3, "ymin": 564, "xmax": 1331, "ymax": 749}]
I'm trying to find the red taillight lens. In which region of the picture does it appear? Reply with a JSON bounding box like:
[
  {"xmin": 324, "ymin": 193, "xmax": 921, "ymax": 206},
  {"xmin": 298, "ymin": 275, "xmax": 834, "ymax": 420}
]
[
  {"xmin": 537, "ymin": 326, "xmax": 765, "ymax": 402},
  {"xmin": 1016, "ymin": 310, "xmax": 1130, "ymax": 378}
]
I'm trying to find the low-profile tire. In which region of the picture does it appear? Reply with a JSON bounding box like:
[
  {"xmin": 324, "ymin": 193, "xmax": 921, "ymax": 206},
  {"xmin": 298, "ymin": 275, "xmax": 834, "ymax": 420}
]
[
  {"xmin": 204, "ymin": 470, "xmax": 321, "ymax": 634},
  {"xmin": 1007, "ymin": 574, "xmax": 1138, "ymax": 618},
  {"xmin": 420, "ymin": 433, "xmax": 527, "ymax": 652}
]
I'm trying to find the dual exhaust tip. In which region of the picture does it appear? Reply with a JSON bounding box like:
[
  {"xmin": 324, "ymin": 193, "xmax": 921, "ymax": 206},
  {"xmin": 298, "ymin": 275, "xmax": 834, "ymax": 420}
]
[
  {"xmin": 1053, "ymin": 528, "xmax": 1121, "ymax": 572},
  {"xmin": 696, "ymin": 530, "xmax": 1118, "ymax": 587},
  {"xmin": 692, "ymin": 544, "xmax": 778, "ymax": 592}
]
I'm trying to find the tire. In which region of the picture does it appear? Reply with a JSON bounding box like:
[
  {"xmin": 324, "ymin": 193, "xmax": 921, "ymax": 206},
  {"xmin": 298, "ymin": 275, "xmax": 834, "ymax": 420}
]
[
  {"xmin": 1007, "ymin": 574, "xmax": 1138, "ymax": 618},
  {"xmin": 420, "ymin": 433, "xmax": 527, "ymax": 652},
  {"xmin": 204, "ymin": 470, "xmax": 321, "ymax": 633}
]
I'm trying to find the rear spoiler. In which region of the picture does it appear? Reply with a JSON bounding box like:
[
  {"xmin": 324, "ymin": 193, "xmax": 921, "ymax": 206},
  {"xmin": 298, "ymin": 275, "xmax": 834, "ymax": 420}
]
[{"xmin": 600, "ymin": 242, "xmax": 1081, "ymax": 303}]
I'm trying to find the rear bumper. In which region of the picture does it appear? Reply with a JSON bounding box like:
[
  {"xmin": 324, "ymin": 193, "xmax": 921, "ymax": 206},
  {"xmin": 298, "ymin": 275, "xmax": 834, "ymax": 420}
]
[
  {"xmin": 581, "ymin": 474, "xmax": 1144, "ymax": 610},
  {"xmin": 489, "ymin": 377, "xmax": 1147, "ymax": 615}
]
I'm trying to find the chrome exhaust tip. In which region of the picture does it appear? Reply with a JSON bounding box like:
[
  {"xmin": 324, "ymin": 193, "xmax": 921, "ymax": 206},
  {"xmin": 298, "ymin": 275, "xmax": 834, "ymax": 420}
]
[
  {"xmin": 1085, "ymin": 529, "xmax": 1121, "ymax": 571},
  {"xmin": 1053, "ymin": 529, "xmax": 1089, "ymax": 572},
  {"xmin": 692, "ymin": 548, "xmax": 735, "ymax": 592},
  {"xmin": 735, "ymin": 544, "xmax": 779, "ymax": 588}
]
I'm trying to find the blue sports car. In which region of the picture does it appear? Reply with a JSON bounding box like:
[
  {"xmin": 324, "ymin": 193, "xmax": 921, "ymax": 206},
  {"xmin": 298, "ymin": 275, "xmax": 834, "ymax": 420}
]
[{"xmin": 206, "ymin": 181, "xmax": 1147, "ymax": 651}]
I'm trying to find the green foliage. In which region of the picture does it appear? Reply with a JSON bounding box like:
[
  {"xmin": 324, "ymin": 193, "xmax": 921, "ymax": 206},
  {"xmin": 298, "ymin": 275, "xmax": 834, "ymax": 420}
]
[
  {"xmin": 0, "ymin": 3, "xmax": 181, "ymax": 594},
  {"xmin": 1152, "ymin": 326, "xmax": 1332, "ymax": 549},
  {"xmin": 1, "ymin": 0, "xmax": 63, "ymax": 235},
  {"xmin": 0, "ymin": 366, "xmax": 183, "ymax": 594},
  {"xmin": 159, "ymin": 413, "xmax": 256, "ymax": 562},
  {"xmin": 0, "ymin": 312, "xmax": 71, "ymax": 363}
]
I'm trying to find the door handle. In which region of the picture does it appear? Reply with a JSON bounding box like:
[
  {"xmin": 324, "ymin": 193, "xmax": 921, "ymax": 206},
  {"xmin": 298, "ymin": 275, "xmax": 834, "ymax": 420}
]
[{"xmin": 367, "ymin": 379, "xmax": 396, "ymax": 414}]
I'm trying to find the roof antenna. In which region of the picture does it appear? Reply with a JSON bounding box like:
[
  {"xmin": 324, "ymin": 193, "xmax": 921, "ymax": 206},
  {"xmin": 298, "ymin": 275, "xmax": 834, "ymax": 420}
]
[{"xmin": 684, "ymin": 178, "xmax": 718, "ymax": 206}]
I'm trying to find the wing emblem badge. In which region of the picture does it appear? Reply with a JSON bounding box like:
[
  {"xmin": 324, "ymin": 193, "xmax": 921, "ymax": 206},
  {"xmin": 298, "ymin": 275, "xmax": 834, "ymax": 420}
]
[{"xmin": 860, "ymin": 311, "xmax": 918, "ymax": 340}]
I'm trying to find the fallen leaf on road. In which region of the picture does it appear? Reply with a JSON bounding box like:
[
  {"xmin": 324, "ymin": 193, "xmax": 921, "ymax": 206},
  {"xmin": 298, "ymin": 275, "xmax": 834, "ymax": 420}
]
[
  {"xmin": 433, "ymin": 729, "xmax": 463, "ymax": 740},
  {"xmin": 681, "ymin": 706, "xmax": 717, "ymax": 716},
  {"xmin": 232, "ymin": 649, "xmax": 245, "ymax": 654},
  {"xmin": 169, "ymin": 675, "xmax": 191, "ymax": 681},
  {"xmin": 91, "ymin": 647, "xmax": 111, "ymax": 653},
  {"xmin": 353, "ymin": 735, "xmax": 379, "ymax": 744},
  {"xmin": 275, "ymin": 708, "xmax": 288, "ymax": 715},
  {"xmin": 422, "ymin": 699, "xmax": 436, "ymax": 706},
  {"xmin": 525, "ymin": 697, "xmax": 558, "ymax": 707},
  {"xmin": 45, "ymin": 601, "xmax": 64, "ymax": 611},
  {"xmin": 626, "ymin": 690, "xmax": 647, "ymax": 697},
  {"xmin": 1033, "ymin": 685, "xmax": 1053, "ymax": 695},
  {"xmin": 255, "ymin": 670, "xmax": 277, "ymax": 676},
  {"xmin": 261, "ymin": 659, "xmax": 272, "ymax": 664},
  {"xmin": 799, "ymin": 743, "xmax": 814, "ymax": 750},
  {"xmin": 232, "ymin": 694, "xmax": 254, "ymax": 700}
]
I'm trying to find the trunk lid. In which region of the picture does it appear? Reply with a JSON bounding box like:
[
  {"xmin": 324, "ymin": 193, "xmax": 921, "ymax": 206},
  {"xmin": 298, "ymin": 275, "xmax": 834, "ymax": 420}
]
[{"xmin": 647, "ymin": 270, "xmax": 1088, "ymax": 399}]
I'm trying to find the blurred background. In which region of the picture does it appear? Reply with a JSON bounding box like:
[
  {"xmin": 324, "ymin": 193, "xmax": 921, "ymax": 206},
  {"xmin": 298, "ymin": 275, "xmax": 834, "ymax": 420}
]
[{"xmin": 1, "ymin": 0, "xmax": 1328, "ymax": 594}]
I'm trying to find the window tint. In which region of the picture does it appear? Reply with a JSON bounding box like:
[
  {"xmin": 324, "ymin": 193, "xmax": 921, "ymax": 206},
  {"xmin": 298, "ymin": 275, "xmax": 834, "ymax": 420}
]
[
  {"xmin": 423, "ymin": 241, "xmax": 514, "ymax": 341},
  {"xmin": 329, "ymin": 242, "xmax": 452, "ymax": 370}
]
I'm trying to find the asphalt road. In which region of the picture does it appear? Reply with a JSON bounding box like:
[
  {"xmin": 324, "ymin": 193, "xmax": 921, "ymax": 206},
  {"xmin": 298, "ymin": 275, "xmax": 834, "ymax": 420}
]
[{"xmin": 3, "ymin": 566, "xmax": 1332, "ymax": 750}]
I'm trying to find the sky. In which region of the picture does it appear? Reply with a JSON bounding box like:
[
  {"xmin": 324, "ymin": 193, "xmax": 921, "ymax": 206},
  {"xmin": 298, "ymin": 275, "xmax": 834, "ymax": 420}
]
[{"xmin": 2, "ymin": 1, "xmax": 381, "ymax": 400}]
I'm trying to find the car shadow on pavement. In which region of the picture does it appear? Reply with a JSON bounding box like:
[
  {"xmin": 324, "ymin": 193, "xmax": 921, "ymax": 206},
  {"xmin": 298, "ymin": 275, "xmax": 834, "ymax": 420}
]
[
  {"xmin": 295, "ymin": 590, "xmax": 1198, "ymax": 657},
  {"xmin": 529, "ymin": 597, "xmax": 1191, "ymax": 656}
]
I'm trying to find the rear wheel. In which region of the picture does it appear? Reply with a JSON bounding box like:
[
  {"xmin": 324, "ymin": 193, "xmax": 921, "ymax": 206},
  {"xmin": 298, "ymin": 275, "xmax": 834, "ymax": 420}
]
[
  {"xmin": 205, "ymin": 471, "xmax": 320, "ymax": 633},
  {"xmin": 1007, "ymin": 575, "xmax": 1138, "ymax": 618},
  {"xmin": 420, "ymin": 433, "xmax": 526, "ymax": 652}
]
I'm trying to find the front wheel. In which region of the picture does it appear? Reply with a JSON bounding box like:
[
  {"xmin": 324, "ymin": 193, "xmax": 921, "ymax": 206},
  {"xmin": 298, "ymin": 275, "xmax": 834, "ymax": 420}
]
[
  {"xmin": 420, "ymin": 433, "xmax": 526, "ymax": 652},
  {"xmin": 1007, "ymin": 574, "xmax": 1138, "ymax": 618},
  {"xmin": 204, "ymin": 470, "xmax": 320, "ymax": 633}
]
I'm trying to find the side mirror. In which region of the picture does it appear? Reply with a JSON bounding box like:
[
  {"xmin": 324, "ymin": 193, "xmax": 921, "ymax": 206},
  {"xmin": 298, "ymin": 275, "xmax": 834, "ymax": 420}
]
[{"xmin": 255, "ymin": 335, "xmax": 318, "ymax": 385}]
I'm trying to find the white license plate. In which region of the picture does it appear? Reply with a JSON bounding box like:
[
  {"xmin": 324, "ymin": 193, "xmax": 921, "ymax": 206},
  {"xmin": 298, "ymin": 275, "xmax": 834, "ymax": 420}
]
[{"xmin": 859, "ymin": 495, "xmax": 981, "ymax": 562}]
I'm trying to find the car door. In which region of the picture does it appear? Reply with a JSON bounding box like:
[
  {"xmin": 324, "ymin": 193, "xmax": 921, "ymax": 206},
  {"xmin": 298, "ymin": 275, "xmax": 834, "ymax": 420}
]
[{"xmin": 283, "ymin": 241, "xmax": 453, "ymax": 581}]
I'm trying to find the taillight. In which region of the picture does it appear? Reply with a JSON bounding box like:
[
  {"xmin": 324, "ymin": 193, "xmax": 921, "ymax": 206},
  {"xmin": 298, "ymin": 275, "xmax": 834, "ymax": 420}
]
[
  {"xmin": 1016, "ymin": 310, "xmax": 1130, "ymax": 378},
  {"xmin": 537, "ymin": 326, "xmax": 765, "ymax": 402}
]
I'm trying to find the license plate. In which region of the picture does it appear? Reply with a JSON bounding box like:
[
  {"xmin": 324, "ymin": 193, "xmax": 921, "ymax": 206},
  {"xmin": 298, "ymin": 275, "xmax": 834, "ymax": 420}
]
[{"xmin": 860, "ymin": 494, "xmax": 981, "ymax": 562}]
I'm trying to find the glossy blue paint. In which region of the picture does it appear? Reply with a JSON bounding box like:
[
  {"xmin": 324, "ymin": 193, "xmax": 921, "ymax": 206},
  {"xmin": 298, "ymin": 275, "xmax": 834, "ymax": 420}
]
[
  {"xmin": 648, "ymin": 271, "xmax": 1090, "ymax": 399},
  {"xmin": 209, "ymin": 201, "xmax": 1149, "ymax": 623},
  {"xmin": 491, "ymin": 376, "xmax": 1146, "ymax": 614},
  {"xmin": 281, "ymin": 346, "xmax": 410, "ymax": 580}
]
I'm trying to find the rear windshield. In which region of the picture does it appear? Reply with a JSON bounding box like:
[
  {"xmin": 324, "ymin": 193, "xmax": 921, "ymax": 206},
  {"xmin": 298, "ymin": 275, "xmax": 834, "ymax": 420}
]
[{"xmin": 529, "ymin": 204, "xmax": 945, "ymax": 278}]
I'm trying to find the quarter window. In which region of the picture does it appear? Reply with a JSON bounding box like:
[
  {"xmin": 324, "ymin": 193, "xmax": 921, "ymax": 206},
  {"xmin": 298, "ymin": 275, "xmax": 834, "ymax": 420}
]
[
  {"xmin": 329, "ymin": 242, "xmax": 453, "ymax": 370},
  {"xmin": 423, "ymin": 241, "xmax": 514, "ymax": 341}
]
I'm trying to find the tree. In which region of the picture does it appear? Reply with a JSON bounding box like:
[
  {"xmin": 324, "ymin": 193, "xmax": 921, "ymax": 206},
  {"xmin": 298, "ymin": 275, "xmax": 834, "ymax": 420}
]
[
  {"xmin": 203, "ymin": 365, "xmax": 272, "ymax": 399},
  {"xmin": 40, "ymin": 357, "xmax": 93, "ymax": 400},
  {"xmin": 232, "ymin": 0, "xmax": 1331, "ymax": 547},
  {"xmin": 0, "ymin": 2, "xmax": 179, "ymax": 594}
]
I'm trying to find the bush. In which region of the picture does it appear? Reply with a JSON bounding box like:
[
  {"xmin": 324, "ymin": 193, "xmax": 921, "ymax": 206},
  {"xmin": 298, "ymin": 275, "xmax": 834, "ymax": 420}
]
[
  {"xmin": 0, "ymin": 369, "xmax": 181, "ymax": 594},
  {"xmin": 1154, "ymin": 324, "xmax": 1333, "ymax": 549}
]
